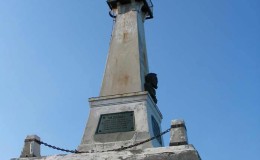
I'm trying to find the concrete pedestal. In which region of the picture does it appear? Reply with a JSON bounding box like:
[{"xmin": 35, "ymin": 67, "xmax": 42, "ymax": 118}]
[
  {"xmin": 13, "ymin": 145, "xmax": 201, "ymax": 160},
  {"xmin": 78, "ymin": 91, "xmax": 163, "ymax": 152}
]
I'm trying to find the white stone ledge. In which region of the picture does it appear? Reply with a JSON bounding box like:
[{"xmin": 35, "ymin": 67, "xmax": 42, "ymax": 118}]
[{"xmin": 12, "ymin": 145, "xmax": 201, "ymax": 160}]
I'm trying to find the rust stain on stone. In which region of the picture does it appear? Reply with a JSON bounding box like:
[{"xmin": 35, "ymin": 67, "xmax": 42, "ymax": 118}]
[
  {"xmin": 123, "ymin": 32, "xmax": 128, "ymax": 42},
  {"xmin": 118, "ymin": 75, "xmax": 129, "ymax": 86},
  {"xmin": 123, "ymin": 75, "xmax": 129, "ymax": 86}
]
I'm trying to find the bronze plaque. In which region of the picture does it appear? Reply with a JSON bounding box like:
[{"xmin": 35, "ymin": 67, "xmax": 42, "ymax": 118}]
[{"xmin": 96, "ymin": 111, "xmax": 135, "ymax": 134}]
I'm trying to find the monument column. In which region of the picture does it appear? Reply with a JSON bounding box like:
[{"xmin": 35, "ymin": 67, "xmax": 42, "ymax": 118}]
[
  {"xmin": 78, "ymin": 0, "xmax": 162, "ymax": 152},
  {"xmin": 100, "ymin": 0, "xmax": 151, "ymax": 96}
]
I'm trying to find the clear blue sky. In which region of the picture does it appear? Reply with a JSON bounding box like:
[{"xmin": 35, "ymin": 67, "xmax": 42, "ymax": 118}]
[{"xmin": 0, "ymin": 0, "xmax": 259, "ymax": 159}]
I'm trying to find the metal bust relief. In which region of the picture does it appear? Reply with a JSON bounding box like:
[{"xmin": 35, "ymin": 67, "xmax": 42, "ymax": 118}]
[{"xmin": 144, "ymin": 73, "xmax": 158, "ymax": 104}]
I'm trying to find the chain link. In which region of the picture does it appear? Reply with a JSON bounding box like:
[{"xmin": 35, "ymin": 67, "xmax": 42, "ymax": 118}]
[
  {"xmin": 32, "ymin": 128, "xmax": 171, "ymax": 154},
  {"xmin": 34, "ymin": 139, "xmax": 79, "ymax": 153}
]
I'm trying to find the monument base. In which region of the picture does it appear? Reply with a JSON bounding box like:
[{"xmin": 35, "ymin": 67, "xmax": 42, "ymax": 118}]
[
  {"xmin": 12, "ymin": 145, "xmax": 201, "ymax": 160},
  {"xmin": 78, "ymin": 91, "xmax": 163, "ymax": 152}
]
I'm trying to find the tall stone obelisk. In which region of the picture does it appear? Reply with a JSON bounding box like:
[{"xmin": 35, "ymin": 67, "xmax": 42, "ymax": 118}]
[
  {"xmin": 78, "ymin": 0, "xmax": 163, "ymax": 152},
  {"xmin": 100, "ymin": 0, "xmax": 151, "ymax": 96}
]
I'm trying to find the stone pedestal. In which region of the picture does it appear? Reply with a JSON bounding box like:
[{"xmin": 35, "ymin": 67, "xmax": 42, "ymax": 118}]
[
  {"xmin": 78, "ymin": 91, "xmax": 163, "ymax": 152},
  {"xmin": 13, "ymin": 145, "xmax": 201, "ymax": 160}
]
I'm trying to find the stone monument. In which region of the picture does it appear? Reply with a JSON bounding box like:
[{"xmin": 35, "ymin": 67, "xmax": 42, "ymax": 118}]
[
  {"xmin": 77, "ymin": 0, "xmax": 163, "ymax": 152},
  {"xmin": 14, "ymin": 0, "xmax": 201, "ymax": 159}
]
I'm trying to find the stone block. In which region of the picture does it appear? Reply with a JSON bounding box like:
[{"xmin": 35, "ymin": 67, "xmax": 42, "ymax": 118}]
[
  {"xmin": 78, "ymin": 92, "xmax": 163, "ymax": 152},
  {"xmin": 20, "ymin": 135, "xmax": 41, "ymax": 158},
  {"xmin": 169, "ymin": 120, "xmax": 188, "ymax": 146}
]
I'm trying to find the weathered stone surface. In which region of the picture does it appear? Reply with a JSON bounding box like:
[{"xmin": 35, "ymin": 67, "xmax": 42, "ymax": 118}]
[
  {"xmin": 170, "ymin": 120, "xmax": 188, "ymax": 146},
  {"xmin": 100, "ymin": 1, "xmax": 150, "ymax": 96},
  {"xmin": 78, "ymin": 91, "xmax": 163, "ymax": 152},
  {"xmin": 20, "ymin": 135, "xmax": 41, "ymax": 158},
  {"xmin": 12, "ymin": 145, "xmax": 201, "ymax": 160}
]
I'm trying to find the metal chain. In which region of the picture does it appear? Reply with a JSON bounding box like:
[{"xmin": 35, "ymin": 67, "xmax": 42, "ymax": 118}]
[
  {"xmin": 32, "ymin": 128, "xmax": 171, "ymax": 154},
  {"xmin": 34, "ymin": 139, "xmax": 79, "ymax": 153},
  {"xmin": 108, "ymin": 128, "xmax": 171, "ymax": 152}
]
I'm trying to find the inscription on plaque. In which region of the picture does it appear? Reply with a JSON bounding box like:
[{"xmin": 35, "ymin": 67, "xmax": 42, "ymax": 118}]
[{"xmin": 96, "ymin": 111, "xmax": 135, "ymax": 134}]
